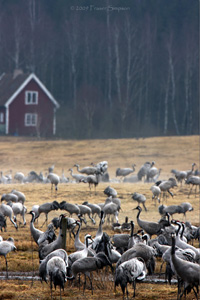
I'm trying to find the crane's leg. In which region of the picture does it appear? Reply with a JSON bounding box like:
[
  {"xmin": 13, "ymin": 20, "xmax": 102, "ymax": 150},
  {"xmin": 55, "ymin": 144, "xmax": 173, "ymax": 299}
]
[
  {"xmin": 50, "ymin": 279, "xmax": 53, "ymax": 300},
  {"xmin": 5, "ymin": 256, "xmax": 8, "ymax": 279},
  {"xmin": 133, "ymin": 280, "xmax": 136, "ymax": 298},
  {"xmin": 143, "ymin": 203, "xmax": 147, "ymax": 211},
  {"xmin": 188, "ymin": 185, "xmax": 193, "ymax": 198},
  {"xmin": 83, "ymin": 274, "xmax": 87, "ymax": 294},
  {"xmin": 192, "ymin": 286, "xmax": 198, "ymax": 300},
  {"xmin": 89, "ymin": 215, "xmax": 96, "ymax": 225},
  {"xmin": 55, "ymin": 185, "xmax": 58, "ymax": 197},
  {"xmin": 126, "ymin": 284, "xmax": 129, "ymax": 299},
  {"xmin": 168, "ymin": 190, "xmax": 173, "ymax": 198},
  {"xmin": 60, "ymin": 286, "xmax": 62, "ymax": 300},
  {"xmin": 159, "ymin": 261, "xmax": 164, "ymax": 276},
  {"xmin": 88, "ymin": 274, "xmax": 93, "ymax": 295},
  {"xmin": 41, "ymin": 213, "xmax": 48, "ymax": 228}
]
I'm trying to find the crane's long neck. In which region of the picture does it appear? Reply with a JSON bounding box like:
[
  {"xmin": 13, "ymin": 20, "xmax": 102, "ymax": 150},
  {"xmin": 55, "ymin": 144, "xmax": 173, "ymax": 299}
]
[
  {"xmin": 180, "ymin": 223, "xmax": 185, "ymax": 239},
  {"xmin": 96, "ymin": 221, "xmax": 102, "ymax": 237},
  {"xmin": 136, "ymin": 208, "xmax": 141, "ymax": 220},
  {"xmin": 30, "ymin": 213, "xmax": 35, "ymax": 223},
  {"xmin": 85, "ymin": 236, "xmax": 91, "ymax": 249},
  {"xmin": 75, "ymin": 223, "xmax": 81, "ymax": 241},
  {"xmin": 171, "ymin": 234, "xmax": 176, "ymax": 256},
  {"xmin": 130, "ymin": 221, "xmax": 134, "ymax": 237},
  {"xmin": 76, "ymin": 165, "xmax": 80, "ymax": 172},
  {"xmin": 175, "ymin": 221, "xmax": 181, "ymax": 236}
]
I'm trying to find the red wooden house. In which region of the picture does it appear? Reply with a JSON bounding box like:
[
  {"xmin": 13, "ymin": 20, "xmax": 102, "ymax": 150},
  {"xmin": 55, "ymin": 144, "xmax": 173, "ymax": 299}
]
[{"xmin": 0, "ymin": 70, "xmax": 60, "ymax": 136}]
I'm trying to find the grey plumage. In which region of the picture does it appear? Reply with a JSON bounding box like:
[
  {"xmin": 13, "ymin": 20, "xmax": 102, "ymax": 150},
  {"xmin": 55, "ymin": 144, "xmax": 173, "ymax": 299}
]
[
  {"xmin": 116, "ymin": 242, "xmax": 156, "ymax": 275},
  {"xmin": 115, "ymin": 257, "xmax": 146, "ymax": 299},
  {"xmin": 39, "ymin": 248, "xmax": 68, "ymax": 283},
  {"xmin": 11, "ymin": 190, "xmax": 26, "ymax": 204},
  {"xmin": 59, "ymin": 201, "xmax": 80, "ymax": 217},
  {"xmin": 0, "ymin": 212, "xmax": 6, "ymax": 231},
  {"xmin": 7, "ymin": 201, "xmax": 27, "ymax": 226},
  {"xmin": 150, "ymin": 185, "xmax": 161, "ymax": 204},
  {"xmin": 74, "ymin": 164, "xmax": 98, "ymax": 175},
  {"xmin": 132, "ymin": 192, "xmax": 147, "ymax": 211},
  {"xmin": 185, "ymin": 175, "xmax": 200, "ymax": 197},
  {"xmin": 171, "ymin": 163, "xmax": 196, "ymax": 186},
  {"xmin": 39, "ymin": 215, "xmax": 66, "ymax": 260},
  {"xmin": 68, "ymin": 168, "xmax": 87, "ymax": 182},
  {"xmin": 158, "ymin": 204, "xmax": 183, "ymax": 218},
  {"xmin": 102, "ymin": 199, "xmax": 119, "ymax": 224},
  {"xmin": 14, "ymin": 172, "xmax": 25, "ymax": 183},
  {"xmin": 116, "ymin": 164, "xmax": 136, "ymax": 179},
  {"xmin": 146, "ymin": 164, "xmax": 161, "ymax": 182},
  {"xmin": 74, "ymin": 220, "xmax": 84, "ymax": 251},
  {"xmin": 80, "ymin": 173, "xmax": 101, "ymax": 194},
  {"xmin": 36, "ymin": 201, "xmax": 60, "ymax": 227},
  {"xmin": 134, "ymin": 206, "xmax": 165, "ymax": 238},
  {"xmin": 155, "ymin": 177, "xmax": 177, "ymax": 199},
  {"xmin": 0, "ymin": 203, "xmax": 18, "ymax": 229},
  {"xmin": 77, "ymin": 204, "xmax": 95, "ymax": 224},
  {"xmin": 137, "ymin": 162, "xmax": 152, "ymax": 181},
  {"xmin": 0, "ymin": 237, "xmax": 17, "ymax": 278},
  {"xmin": 112, "ymin": 233, "xmax": 130, "ymax": 254},
  {"xmin": 1, "ymin": 193, "xmax": 18, "ymax": 203},
  {"xmin": 47, "ymin": 172, "xmax": 60, "ymax": 194},
  {"xmin": 47, "ymin": 256, "xmax": 67, "ymax": 300},
  {"xmin": 171, "ymin": 233, "xmax": 200, "ymax": 299},
  {"xmin": 68, "ymin": 234, "xmax": 93, "ymax": 269},
  {"xmin": 29, "ymin": 211, "xmax": 56, "ymax": 245},
  {"xmin": 82, "ymin": 201, "xmax": 101, "ymax": 221},
  {"xmin": 104, "ymin": 186, "xmax": 117, "ymax": 197},
  {"xmin": 71, "ymin": 252, "xmax": 113, "ymax": 294},
  {"xmin": 121, "ymin": 216, "xmax": 131, "ymax": 232},
  {"xmin": 180, "ymin": 202, "xmax": 193, "ymax": 217},
  {"xmin": 29, "ymin": 211, "xmax": 45, "ymax": 244}
]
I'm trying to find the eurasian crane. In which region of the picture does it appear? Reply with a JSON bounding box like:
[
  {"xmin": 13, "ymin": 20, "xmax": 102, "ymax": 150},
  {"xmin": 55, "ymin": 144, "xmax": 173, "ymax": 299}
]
[
  {"xmin": 70, "ymin": 252, "xmax": 113, "ymax": 295},
  {"xmin": 134, "ymin": 206, "xmax": 165, "ymax": 238},
  {"xmin": 171, "ymin": 233, "xmax": 200, "ymax": 299},
  {"xmin": 47, "ymin": 173, "xmax": 60, "ymax": 195},
  {"xmin": 115, "ymin": 257, "xmax": 146, "ymax": 299},
  {"xmin": 74, "ymin": 164, "xmax": 98, "ymax": 175},
  {"xmin": 35, "ymin": 201, "xmax": 60, "ymax": 227},
  {"xmin": 132, "ymin": 193, "xmax": 147, "ymax": 211},
  {"xmin": 116, "ymin": 164, "xmax": 136, "ymax": 180},
  {"xmin": 0, "ymin": 237, "xmax": 17, "ymax": 278},
  {"xmin": 47, "ymin": 256, "xmax": 67, "ymax": 300}
]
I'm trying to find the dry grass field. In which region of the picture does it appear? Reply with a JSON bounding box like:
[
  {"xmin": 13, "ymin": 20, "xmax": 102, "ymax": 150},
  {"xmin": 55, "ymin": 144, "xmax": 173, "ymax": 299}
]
[{"xmin": 0, "ymin": 135, "xmax": 199, "ymax": 300}]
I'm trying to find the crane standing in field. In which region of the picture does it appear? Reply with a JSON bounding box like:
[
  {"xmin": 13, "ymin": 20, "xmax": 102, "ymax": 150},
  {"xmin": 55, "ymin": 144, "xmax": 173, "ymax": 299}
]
[
  {"xmin": 74, "ymin": 164, "xmax": 98, "ymax": 175},
  {"xmin": 0, "ymin": 237, "xmax": 17, "ymax": 278},
  {"xmin": 170, "ymin": 233, "xmax": 200, "ymax": 299},
  {"xmin": 47, "ymin": 173, "xmax": 60, "ymax": 195},
  {"xmin": 47, "ymin": 256, "xmax": 67, "ymax": 300},
  {"xmin": 35, "ymin": 201, "xmax": 60, "ymax": 227},
  {"xmin": 115, "ymin": 257, "xmax": 147, "ymax": 299},
  {"xmin": 116, "ymin": 164, "xmax": 136, "ymax": 181}
]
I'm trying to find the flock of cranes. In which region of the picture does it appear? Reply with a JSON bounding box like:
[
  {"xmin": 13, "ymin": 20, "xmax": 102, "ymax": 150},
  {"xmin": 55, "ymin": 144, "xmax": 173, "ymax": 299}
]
[
  {"xmin": 0, "ymin": 160, "xmax": 199, "ymax": 299},
  {"xmin": 1, "ymin": 161, "xmax": 199, "ymax": 200}
]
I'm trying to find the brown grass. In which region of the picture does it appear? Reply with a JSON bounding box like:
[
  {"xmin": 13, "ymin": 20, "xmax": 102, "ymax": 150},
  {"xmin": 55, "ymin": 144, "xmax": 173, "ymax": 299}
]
[{"xmin": 0, "ymin": 135, "xmax": 199, "ymax": 299}]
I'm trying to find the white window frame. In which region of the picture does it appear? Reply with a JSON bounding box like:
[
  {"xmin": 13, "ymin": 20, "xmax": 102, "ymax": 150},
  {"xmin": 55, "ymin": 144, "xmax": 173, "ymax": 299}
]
[
  {"xmin": 25, "ymin": 91, "xmax": 38, "ymax": 105},
  {"xmin": 0, "ymin": 112, "xmax": 4, "ymax": 123},
  {"xmin": 24, "ymin": 113, "xmax": 37, "ymax": 127}
]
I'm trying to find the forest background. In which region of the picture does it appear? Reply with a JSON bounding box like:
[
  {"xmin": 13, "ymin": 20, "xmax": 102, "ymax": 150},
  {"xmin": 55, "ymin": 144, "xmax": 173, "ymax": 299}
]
[{"xmin": 0, "ymin": 0, "xmax": 198, "ymax": 139}]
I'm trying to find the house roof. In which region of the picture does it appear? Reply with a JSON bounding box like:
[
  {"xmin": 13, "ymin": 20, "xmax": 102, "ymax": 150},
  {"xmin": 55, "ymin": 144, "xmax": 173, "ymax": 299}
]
[{"xmin": 0, "ymin": 72, "xmax": 60, "ymax": 108}]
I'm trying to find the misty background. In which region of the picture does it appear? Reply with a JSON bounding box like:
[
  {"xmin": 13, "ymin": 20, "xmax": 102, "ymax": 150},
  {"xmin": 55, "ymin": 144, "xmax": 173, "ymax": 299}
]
[{"xmin": 0, "ymin": 0, "xmax": 198, "ymax": 139}]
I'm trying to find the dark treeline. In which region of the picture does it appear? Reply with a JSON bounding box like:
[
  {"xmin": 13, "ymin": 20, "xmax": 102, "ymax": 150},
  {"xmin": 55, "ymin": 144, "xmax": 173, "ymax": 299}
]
[{"xmin": 0, "ymin": 0, "xmax": 198, "ymax": 138}]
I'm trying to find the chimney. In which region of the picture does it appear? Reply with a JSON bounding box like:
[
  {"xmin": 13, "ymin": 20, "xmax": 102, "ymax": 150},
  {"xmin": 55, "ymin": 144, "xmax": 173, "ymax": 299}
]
[{"xmin": 13, "ymin": 69, "xmax": 23, "ymax": 79}]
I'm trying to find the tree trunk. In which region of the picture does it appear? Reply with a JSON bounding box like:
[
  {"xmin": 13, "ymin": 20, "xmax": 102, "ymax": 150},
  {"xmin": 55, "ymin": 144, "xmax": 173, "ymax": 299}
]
[{"xmin": 106, "ymin": 1, "xmax": 112, "ymax": 109}]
